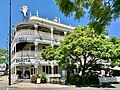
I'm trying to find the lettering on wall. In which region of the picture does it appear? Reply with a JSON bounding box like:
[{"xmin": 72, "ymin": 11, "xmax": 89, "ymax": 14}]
[
  {"xmin": 16, "ymin": 36, "xmax": 35, "ymax": 43},
  {"xmin": 16, "ymin": 59, "xmax": 31, "ymax": 63},
  {"xmin": 18, "ymin": 37, "xmax": 27, "ymax": 42}
]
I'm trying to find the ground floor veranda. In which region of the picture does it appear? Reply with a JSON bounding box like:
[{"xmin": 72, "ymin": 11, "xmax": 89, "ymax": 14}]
[{"xmin": 11, "ymin": 60, "xmax": 62, "ymax": 83}]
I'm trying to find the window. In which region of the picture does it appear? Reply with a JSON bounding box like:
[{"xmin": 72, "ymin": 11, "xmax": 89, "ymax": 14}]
[
  {"xmin": 46, "ymin": 66, "xmax": 49, "ymax": 74},
  {"xmin": 42, "ymin": 66, "xmax": 52, "ymax": 74},
  {"xmin": 42, "ymin": 66, "xmax": 45, "ymax": 72},
  {"xmin": 31, "ymin": 68, "xmax": 33, "ymax": 75},
  {"xmin": 49, "ymin": 66, "xmax": 51, "ymax": 74},
  {"xmin": 31, "ymin": 46, "xmax": 35, "ymax": 51},
  {"xmin": 42, "ymin": 46, "xmax": 46, "ymax": 49},
  {"xmin": 54, "ymin": 66, "xmax": 58, "ymax": 74}
]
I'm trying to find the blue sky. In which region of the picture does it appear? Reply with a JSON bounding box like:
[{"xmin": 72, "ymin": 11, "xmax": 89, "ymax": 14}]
[{"xmin": 0, "ymin": 0, "xmax": 120, "ymax": 49}]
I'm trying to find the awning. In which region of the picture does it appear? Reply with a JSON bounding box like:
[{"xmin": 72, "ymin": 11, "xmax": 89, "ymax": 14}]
[
  {"xmin": 111, "ymin": 66, "xmax": 120, "ymax": 70},
  {"xmin": 5, "ymin": 61, "xmax": 9, "ymax": 65}
]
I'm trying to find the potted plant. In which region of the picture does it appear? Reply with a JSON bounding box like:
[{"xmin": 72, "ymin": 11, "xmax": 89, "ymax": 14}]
[
  {"xmin": 39, "ymin": 72, "xmax": 47, "ymax": 83},
  {"xmin": 31, "ymin": 74, "xmax": 39, "ymax": 83}
]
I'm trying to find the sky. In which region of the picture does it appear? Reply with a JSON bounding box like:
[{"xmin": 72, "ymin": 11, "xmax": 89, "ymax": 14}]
[{"xmin": 0, "ymin": 0, "xmax": 120, "ymax": 49}]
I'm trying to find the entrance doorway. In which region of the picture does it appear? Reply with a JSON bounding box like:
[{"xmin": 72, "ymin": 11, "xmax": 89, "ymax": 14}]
[
  {"xmin": 17, "ymin": 70, "xmax": 22, "ymax": 79},
  {"xmin": 31, "ymin": 67, "xmax": 37, "ymax": 75},
  {"xmin": 24, "ymin": 70, "xmax": 30, "ymax": 79}
]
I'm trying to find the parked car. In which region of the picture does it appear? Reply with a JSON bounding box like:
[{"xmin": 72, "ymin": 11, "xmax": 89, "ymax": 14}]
[{"xmin": 0, "ymin": 70, "xmax": 5, "ymax": 76}]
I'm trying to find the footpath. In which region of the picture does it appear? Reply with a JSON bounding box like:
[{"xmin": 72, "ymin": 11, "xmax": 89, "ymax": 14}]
[
  {"xmin": 0, "ymin": 75, "xmax": 73, "ymax": 88},
  {"xmin": 9, "ymin": 83, "xmax": 71, "ymax": 88}
]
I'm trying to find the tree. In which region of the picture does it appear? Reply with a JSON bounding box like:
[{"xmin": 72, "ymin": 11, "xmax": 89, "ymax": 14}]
[
  {"xmin": 54, "ymin": 26, "xmax": 117, "ymax": 76},
  {"xmin": 41, "ymin": 46, "xmax": 56, "ymax": 61},
  {"xmin": 0, "ymin": 48, "xmax": 8, "ymax": 64},
  {"xmin": 109, "ymin": 37, "xmax": 120, "ymax": 67},
  {"xmin": 41, "ymin": 26, "xmax": 120, "ymax": 76},
  {"xmin": 55, "ymin": 0, "xmax": 120, "ymax": 33}
]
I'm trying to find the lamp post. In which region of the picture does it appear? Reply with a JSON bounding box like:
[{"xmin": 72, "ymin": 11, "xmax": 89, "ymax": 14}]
[{"xmin": 9, "ymin": 0, "xmax": 12, "ymax": 85}]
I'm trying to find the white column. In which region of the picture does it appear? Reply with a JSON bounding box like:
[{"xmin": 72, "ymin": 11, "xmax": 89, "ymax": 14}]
[
  {"xmin": 64, "ymin": 31, "xmax": 67, "ymax": 35},
  {"xmin": 34, "ymin": 25, "xmax": 38, "ymax": 58},
  {"xmin": 34, "ymin": 25, "xmax": 39, "ymax": 74},
  {"xmin": 51, "ymin": 27, "xmax": 54, "ymax": 48},
  {"xmin": 14, "ymin": 43, "xmax": 16, "ymax": 54},
  {"xmin": 50, "ymin": 61, "xmax": 54, "ymax": 77},
  {"xmin": 15, "ymin": 66, "xmax": 16, "ymax": 75},
  {"xmin": 34, "ymin": 25, "xmax": 38, "ymax": 36}
]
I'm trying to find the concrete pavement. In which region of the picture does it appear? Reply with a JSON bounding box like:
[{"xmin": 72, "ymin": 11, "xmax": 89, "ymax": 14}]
[
  {"xmin": 0, "ymin": 75, "xmax": 8, "ymax": 85},
  {"xmin": 0, "ymin": 75, "xmax": 74, "ymax": 88},
  {"xmin": 9, "ymin": 83, "xmax": 72, "ymax": 88}
]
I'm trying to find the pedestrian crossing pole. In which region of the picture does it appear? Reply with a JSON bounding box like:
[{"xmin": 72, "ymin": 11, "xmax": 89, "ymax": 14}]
[{"xmin": 9, "ymin": 0, "xmax": 12, "ymax": 85}]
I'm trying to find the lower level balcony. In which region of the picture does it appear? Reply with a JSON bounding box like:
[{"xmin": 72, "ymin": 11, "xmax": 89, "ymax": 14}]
[
  {"xmin": 11, "ymin": 50, "xmax": 43, "ymax": 61},
  {"xmin": 15, "ymin": 51, "xmax": 36, "ymax": 58}
]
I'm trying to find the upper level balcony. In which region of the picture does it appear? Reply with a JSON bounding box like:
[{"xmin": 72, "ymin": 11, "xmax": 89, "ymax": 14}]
[
  {"xmin": 11, "ymin": 22, "xmax": 71, "ymax": 49},
  {"xmin": 13, "ymin": 30, "xmax": 64, "ymax": 44},
  {"xmin": 53, "ymin": 34, "xmax": 64, "ymax": 42},
  {"xmin": 15, "ymin": 29, "xmax": 35, "ymax": 37},
  {"xmin": 38, "ymin": 31, "xmax": 51, "ymax": 40}
]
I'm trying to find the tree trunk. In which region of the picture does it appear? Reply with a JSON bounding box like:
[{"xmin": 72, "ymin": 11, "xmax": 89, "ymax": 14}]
[
  {"xmin": 78, "ymin": 65, "xmax": 86, "ymax": 76},
  {"xmin": 81, "ymin": 67, "xmax": 86, "ymax": 76}
]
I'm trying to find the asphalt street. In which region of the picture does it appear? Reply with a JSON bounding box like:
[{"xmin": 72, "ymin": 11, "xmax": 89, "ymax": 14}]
[
  {"xmin": 3, "ymin": 87, "xmax": 78, "ymax": 90},
  {"xmin": 0, "ymin": 85, "xmax": 120, "ymax": 90},
  {"xmin": 5, "ymin": 86, "xmax": 120, "ymax": 90},
  {"xmin": 3, "ymin": 87, "xmax": 92, "ymax": 90}
]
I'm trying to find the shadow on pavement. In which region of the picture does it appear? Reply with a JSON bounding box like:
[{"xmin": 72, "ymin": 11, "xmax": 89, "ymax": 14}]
[
  {"xmin": 12, "ymin": 79, "xmax": 22, "ymax": 85},
  {"xmin": 89, "ymin": 83, "xmax": 116, "ymax": 88},
  {"xmin": 63, "ymin": 83, "xmax": 117, "ymax": 88}
]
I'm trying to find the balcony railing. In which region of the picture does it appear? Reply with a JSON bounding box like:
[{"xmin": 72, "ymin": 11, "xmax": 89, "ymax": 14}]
[
  {"xmin": 38, "ymin": 51, "xmax": 42, "ymax": 58},
  {"xmin": 15, "ymin": 51, "xmax": 35, "ymax": 57},
  {"xmin": 38, "ymin": 31, "xmax": 51, "ymax": 39},
  {"xmin": 53, "ymin": 34, "xmax": 64, "ymax": 42},
  {"xmin": 14, "ymin": 30, "xmax": 64, "ymax": 42},
  {"xmin": 12, "ymin": 51, "xmax": 43, "ymax": 59},
  {"xmin": 15, "ymin": 29, "xmax": 35, "ymax": 37}
]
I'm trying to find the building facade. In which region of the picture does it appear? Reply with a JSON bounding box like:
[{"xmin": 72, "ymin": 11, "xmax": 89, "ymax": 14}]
[{"xmin": 11, "ymin": 16, "xmax": 75, "ymax": 80}]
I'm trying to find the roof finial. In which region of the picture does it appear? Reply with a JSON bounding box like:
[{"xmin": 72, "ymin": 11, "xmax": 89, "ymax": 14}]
[
  {"xmin": 36, "ymin": 10, "xmax": 39, "ymax": 17},
  {"xmin": 53, "ymin": 17, "xmax": 58, "ymax": 22},
  {"xmin": 58, "ymin": 18, "xmax": 61, "ymax": 23},
  {"xmin": 30, "ymin": 12, "xmax": 32, "ymax": 17}
]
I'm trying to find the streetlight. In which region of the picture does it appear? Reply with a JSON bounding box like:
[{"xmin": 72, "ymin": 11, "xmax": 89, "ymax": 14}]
[{"xmin": 9, "ymin": 0, "xmax": 12, "ymax": 85}]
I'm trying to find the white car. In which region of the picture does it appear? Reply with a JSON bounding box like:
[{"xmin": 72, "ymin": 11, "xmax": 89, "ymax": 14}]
[{"xmin": 0, "ymin": 70, "xmax": 4, "ymax": 76}]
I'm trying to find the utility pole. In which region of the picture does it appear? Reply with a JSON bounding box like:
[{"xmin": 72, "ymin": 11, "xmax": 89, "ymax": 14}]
[{"xmin": 9, "ymin": 0, "xmax": 12, "ymax": 85}]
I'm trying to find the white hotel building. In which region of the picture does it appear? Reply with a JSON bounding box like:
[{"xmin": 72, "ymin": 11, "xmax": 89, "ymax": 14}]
[{"xmin": 11, "ymin": 15, "xmax": 75, "ymax": 80}]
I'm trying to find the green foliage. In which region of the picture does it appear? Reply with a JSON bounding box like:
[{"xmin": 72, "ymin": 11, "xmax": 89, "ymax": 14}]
[
  {"xmin": 69, "ymin": 74, "xmax": 99, "ymax": 86},
  {"xmin": 31, "ymin": 74, "xmax": 39, "ymax": 83},
  {"xmin": 55, "ymin": 0, "xmax": 120, "ymax": 33},
  {"xmin": 42, "ymin": 26, "xmax": 120, "ymax": 75},
  {"xmin": 55, "ymin": 26, "xmax": 118, "ymax": 75},
  {"xmin": 39, "ymin": 72, "xmax": 47, "ymax": 83},
  {"xmin": 109, "ymin": 37, "xmax": 120, "ymax": 67},
  {"xmin": 41, "ymin": 46, "xmax": 56, "ymax": 61},
  {"xmin": 0, "ymin": 48, "xmax": 8, "ymax": 64}
]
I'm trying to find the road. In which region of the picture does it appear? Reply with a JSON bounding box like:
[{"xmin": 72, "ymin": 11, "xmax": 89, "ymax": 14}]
[
  {"xmin": 0, "ymin": 87, "xmax": 78, "ymax": 90},
  {"xmin": 1, "ymin": 87, "xmax": 95, "ymax": 90},
  {"xmin": 0, "ymin": 85, "xmax": 120, "ymax": 90},
  {"xmin": 4, "ymin": 85, "xmax": 120, "ymax": 90}
]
